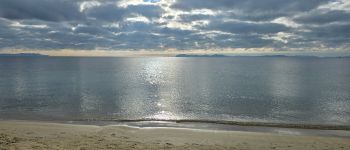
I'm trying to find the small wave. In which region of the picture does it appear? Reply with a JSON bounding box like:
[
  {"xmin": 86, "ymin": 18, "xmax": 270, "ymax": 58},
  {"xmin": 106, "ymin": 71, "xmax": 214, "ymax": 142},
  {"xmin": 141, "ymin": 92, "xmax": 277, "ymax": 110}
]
[{"xmin": 73, "ymin": 118, "xmax": 350, "ymax": 131}]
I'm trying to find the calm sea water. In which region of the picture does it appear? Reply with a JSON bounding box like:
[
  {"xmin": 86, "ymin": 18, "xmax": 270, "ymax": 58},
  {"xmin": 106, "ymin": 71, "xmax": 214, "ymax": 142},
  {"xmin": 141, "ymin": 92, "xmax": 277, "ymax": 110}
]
[{"xmin": 0, "ymin": 57, "xmax": 349, "ymax": 125}]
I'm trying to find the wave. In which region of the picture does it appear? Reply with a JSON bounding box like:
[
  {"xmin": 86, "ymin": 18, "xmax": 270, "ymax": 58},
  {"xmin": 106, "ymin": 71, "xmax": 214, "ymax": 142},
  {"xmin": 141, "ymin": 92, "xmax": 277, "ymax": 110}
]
[{"xmin": 73, "ymin": 118, "xmax": 350, "ymax": 131}]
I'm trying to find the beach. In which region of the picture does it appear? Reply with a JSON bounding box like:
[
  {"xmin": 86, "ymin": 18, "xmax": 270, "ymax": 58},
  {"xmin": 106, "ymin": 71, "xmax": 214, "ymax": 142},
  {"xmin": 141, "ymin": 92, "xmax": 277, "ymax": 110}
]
[{"xmin": 0, "ymin": 120, "xmax": 349, "ymax": 150}]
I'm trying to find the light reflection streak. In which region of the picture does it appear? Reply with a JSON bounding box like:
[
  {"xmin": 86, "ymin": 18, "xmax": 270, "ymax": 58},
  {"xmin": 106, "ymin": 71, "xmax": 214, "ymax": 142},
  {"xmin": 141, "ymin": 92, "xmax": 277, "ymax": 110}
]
[{"xmin": 142, "ymin": 58, "xmax": 183, "ymax": 120}]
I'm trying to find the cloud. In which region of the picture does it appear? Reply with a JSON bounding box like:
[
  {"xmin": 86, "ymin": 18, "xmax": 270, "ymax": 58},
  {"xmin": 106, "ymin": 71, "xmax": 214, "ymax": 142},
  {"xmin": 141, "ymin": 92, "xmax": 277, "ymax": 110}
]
[
  {"xmin": 85, "ymin": 3, "xmax": 125, "ymax": 21},
  {"xmin": 297, "ymin": 23, "xmax": 350, "ymax": 46},
  {"xmin": 0, "ymin": 0, "xmax": 84, "ymax": 22},
  {"xmin": 294, "ymin": 10, "xmax": 350, "ymax": 24},
  {"xmin": 172, "ymin": 0, "xmax": 330, "ymax": 21},
  {"xmin": 125, "ymin": 5, "xmax": 164, "ymax": 19},
  {"xmin": 172, "ymin": 0, "xmax": 329, "ymax": 11},
  {"xmin": 206, "ymin": 21, "xmax": 290, "ymax": 34},
  {"xmin": 0, "ymin": 0, "xmax": 349, "ymax": 52}
]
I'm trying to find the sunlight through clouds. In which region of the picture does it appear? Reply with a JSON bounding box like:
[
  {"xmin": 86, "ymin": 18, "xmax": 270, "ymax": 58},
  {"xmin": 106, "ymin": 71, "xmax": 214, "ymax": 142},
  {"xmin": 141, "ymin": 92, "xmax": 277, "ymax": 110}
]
[{"xmin": 0, "ymin": 0, "xmax": 349, "ymax": 53}]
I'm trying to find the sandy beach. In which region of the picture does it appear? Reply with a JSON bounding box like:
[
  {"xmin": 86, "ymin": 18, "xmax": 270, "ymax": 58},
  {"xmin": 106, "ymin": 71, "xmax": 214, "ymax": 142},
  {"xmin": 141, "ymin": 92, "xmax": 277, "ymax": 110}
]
[{"xmin": 0, "ymin": 121, "xmax": 349, "ymax": 150}]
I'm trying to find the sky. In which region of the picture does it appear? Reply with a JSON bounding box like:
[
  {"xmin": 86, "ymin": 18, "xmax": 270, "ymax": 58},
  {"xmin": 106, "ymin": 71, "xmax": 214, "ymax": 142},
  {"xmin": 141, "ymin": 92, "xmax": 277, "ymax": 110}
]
[{"xmin": 0, "ymin": 0, "xmax": 349, "ymax": 56}]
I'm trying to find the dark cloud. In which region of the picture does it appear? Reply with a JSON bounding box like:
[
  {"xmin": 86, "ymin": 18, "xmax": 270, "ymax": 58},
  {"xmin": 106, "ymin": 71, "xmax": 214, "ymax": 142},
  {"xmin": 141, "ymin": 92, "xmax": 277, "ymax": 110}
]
[
  {"xmin": 85, "ymin": 3, "xmax": 125, "ymax": 21},
  {"xmin": 0, "ymin": 0, "xmax": 83, "ymax": 22},
  {"xmin": 230, "ymin": 34, "xmax": 275, "ymax": 48},
  {"xmin": 295, "ymin": 10, "xmax": 350, "ymax": 24},
  {"xmin": 172, "ymin": 0, "xmax": 330, "ymax": 12},
  {"xmin": 179, "ymin": 14, "xmax": 213, "ymax": 22},
  {"xmin": 297, "ymin": 23, "xmax": 350, "ymax": 46},
  {"xmin": 207, "ymin": 21, "xmax": 290, "ymax": 34},
  {"xmin": 196, "ymin": 33, "xmax": 275, "ymax": 48}
]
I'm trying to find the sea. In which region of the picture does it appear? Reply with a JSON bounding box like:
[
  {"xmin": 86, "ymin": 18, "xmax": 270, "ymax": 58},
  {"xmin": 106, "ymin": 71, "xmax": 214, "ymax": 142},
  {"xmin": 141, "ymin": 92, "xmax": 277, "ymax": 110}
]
[{"xmin": 0, "ymin": 57, "xmax": 349, "ymax": 127}]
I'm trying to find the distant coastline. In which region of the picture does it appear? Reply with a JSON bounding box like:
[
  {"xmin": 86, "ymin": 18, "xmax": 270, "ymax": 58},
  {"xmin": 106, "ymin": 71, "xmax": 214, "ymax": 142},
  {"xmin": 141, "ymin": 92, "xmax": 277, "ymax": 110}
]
[
  {"xmin": 175, "ymin": 54, "xmax": 350, "ymax": 58},
  {"xmin": 0, "ymin": 53, "xmax": 49, "ymax": 57}
]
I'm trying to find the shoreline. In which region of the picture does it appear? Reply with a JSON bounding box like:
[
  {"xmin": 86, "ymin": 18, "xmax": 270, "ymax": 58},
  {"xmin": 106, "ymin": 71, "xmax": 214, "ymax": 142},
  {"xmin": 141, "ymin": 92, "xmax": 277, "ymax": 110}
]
[
  {"xmin": 1, "ymin": 120, "xmax": 350, "ymax": 150},
  {"xmin": 3, "ymin": 117, "xmax": 350, "ymax": 131},
  {"xmin": 99, "ymin": 119, "xmax": 350, "ymax": 130},
  {"xmin": 2, "ymin": 119, "xmax": 350, "ymax": 138}
]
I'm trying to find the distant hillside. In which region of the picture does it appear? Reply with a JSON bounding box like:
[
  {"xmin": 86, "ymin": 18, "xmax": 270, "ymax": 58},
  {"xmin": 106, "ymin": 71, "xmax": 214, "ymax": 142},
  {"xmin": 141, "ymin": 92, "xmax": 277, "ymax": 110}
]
[
  {"xmin": 176, "ymin": 54, "xmax": 350, "ymax": 58},
  {"xmin": 0, "ymin": 53, "xmax": 49, "ymax": 57},
  {"xmin": 257, "ymin": 55, "xmax": 317, "ymax": 58},
  {"xmin": 239, "ymin": 55, "xmax": 350, "ymax": 58}
]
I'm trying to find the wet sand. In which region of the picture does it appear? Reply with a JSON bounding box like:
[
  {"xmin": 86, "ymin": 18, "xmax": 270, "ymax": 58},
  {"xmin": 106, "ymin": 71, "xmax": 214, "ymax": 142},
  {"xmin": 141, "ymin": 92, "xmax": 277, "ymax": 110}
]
[{"xmin": 0, "ymin": 120, "xmax": 349, "ymax": 150}]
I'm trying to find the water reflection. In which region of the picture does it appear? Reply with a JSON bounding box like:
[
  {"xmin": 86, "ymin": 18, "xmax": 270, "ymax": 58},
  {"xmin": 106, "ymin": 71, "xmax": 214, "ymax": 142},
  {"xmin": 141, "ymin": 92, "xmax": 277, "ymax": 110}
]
[
  {"xmin": 268, "ymin": 59, "xmax": 304, "ymax": 122},
  {"xmin": 0, "ymin": 57, "xmax": 349, "ymax": 125},
  {"xmin": 139, "ymin": 58, "xmax": 183, "ymax": 120}
]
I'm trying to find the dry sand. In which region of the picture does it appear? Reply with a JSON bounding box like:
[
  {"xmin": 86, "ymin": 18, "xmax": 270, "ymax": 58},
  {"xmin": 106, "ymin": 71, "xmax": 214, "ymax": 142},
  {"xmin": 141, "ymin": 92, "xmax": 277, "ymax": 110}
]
[{"xmin": 0, "ymin": 120, "xmax": 349, "ymax": 150}]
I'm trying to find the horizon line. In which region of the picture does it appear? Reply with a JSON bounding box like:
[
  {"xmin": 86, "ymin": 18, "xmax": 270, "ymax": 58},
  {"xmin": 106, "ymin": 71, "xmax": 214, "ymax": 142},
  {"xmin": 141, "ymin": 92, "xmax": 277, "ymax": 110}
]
[{"xmin": 0, "ymin": 49, "xmax": 350, "ymax": 57}]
